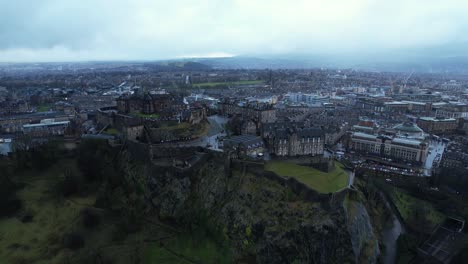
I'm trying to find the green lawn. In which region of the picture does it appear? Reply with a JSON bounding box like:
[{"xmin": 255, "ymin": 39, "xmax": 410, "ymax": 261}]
[
  {"xmin": 37, "ymin": 103, "xmax": 52, "ymax": 112},
  {"xmin": 265, "ymin": 161, "xmax": 349, "ymax": 193},
  {"xmin": 192, "ymin": 80, "xmax": 264, "ymax": 88}
]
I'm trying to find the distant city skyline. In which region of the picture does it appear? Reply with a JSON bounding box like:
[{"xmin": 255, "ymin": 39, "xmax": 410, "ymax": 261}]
[{"xmin": 1, "ymin": 0, "xmax": 468, "ymax": 62}]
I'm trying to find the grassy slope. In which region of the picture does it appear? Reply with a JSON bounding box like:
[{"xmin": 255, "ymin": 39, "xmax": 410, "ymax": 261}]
[
  {"xmin": 0, "ymin": 160, "xmax": 95, "ymax": 264},
  {"xmin": 144, "ymin": 233, "xmax": 232, "ymax": 264},
  {"xmin": 0, "ymin": 159, "xmax": 230, "ymax": 264},
  {"xmin": 265, "ymin": 161, "xmax": 348, "ymax": 193},
  {"xmin": 143, "ymin": 244, "xmax": 191, "ymax": 264},
  {"xmin": 390, "ymin": 187, "xmax": 445, "ymax": 229}
]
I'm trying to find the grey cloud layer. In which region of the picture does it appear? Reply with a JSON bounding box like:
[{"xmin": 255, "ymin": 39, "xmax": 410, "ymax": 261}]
[{"xmin": 0, "ymin": 0, "xmax": 467, "ymax": 61}]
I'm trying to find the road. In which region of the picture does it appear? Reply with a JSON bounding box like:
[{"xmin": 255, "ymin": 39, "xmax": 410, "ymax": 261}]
[
  {"xmin": 0, "ymin": 143, "xmax": 11, "ymax": 156},
  {"xmin": 174, "ymin": 115, "xmax": 228, "ymax": 151},
  {"xmin": 347, "ymin": 170, "xmax": 355, "ymax": 187},
  {"xmin": 423, "ymin": 140, "xmax": 447, "ymax": 176}
]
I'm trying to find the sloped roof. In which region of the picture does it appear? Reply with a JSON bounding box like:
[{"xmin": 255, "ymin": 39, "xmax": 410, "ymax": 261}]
[{"xmin": 393, "ymin": 122, "xmax": 423, "ymax": 133}]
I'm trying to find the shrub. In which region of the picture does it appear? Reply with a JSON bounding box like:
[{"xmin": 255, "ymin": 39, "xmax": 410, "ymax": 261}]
[
  {"xmin": 0, "ymin": 198, "xmax": 22, "ymax": 217},
  {"xmin": 80, "ymin": 208, "xmax": 100, "ymax": 229},
  {"xmin": 59, "ymin": 168, "xmax": 82, "ymax": 197},
  {"xmin": 63, "ymin": 232, "xmax": 85, "ymax": 250}
]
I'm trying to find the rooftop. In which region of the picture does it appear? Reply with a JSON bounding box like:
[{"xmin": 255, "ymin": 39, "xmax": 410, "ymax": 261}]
[
  {"xmin": 352, "ymin": 132, "xmax": 378, "ymax": 140},
  {"xmin": 419, "ymin": 117, "xmax": 457, "ymax": 122},
  {"xmin": 392, "ymin": 138, "xmax": 423, "ymax": 146},
  {"xmin": 224, "ymin": 135, "xmax": 263, "ymax": 148},
  {"xmin": 23, "ymin": 120, "xmax": 70, "ymax": 128},
  {"xmin": 393, "ymin": 122, "xmax": 424, "ymax": 133}
]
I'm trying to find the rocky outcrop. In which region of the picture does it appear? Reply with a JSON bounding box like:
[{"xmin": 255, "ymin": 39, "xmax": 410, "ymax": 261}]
[
  {"xmin": 146, "ymin": 153, "xmax": 356, "ymax": 263},
  {"xmin": 344, "ymin": 195, "xmax": 380, "ymax": 264},
  {"xmin": 149, "ymin": 169, "xmax": 192, "ymax": 219},
  {"xmin": 255, "ymin": 212, "xmax": 355, "ymax": 263}
]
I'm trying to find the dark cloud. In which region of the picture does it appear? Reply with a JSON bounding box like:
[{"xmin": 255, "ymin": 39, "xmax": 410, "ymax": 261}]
[{"xmin": 0, "ymin": 0, "xmax": 467, "ymax": 61}]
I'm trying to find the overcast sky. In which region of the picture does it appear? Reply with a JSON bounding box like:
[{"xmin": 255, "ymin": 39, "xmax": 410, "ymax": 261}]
[{"xmin": 0, "ymin": 0, "xmax": 467, "ymax": 62}]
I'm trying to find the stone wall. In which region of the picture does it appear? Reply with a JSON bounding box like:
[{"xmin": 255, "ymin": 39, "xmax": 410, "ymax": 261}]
[
  {"xmin": 126, "ymin": 139, "xmax": 151, "ymax": 162},
  {"xmin": 96, "ymin": 107, "xmax": 143, "ymax": 131},
  {"xmin": 356, "ymin": 167, "xmax": 430, "ymax": 188},
  {"xmin": 151, "ymin": 145, "xmax": 200, "ymax": 159},
  {"xmin": 273, "ymin": 155, "xmax": 335, "ymax": 173}
]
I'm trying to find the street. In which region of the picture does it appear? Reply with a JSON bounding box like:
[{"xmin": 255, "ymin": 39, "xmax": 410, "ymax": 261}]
[
  {"xmin": 174, "ymin": 115, "xmax": 228, "ymax": 151},
  {"xmin": 424, "ymin": 139, "xmax": 447, "ymax": 176}
]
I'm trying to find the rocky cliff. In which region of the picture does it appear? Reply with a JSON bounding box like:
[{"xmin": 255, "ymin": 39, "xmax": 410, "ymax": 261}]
[
  {"xmin": 145, "ymin": 153, "xmax": 358, "ymax": 263},
  {"xmin": 344, "ymin": 193, "xmax": 380, "ymax": 264}
]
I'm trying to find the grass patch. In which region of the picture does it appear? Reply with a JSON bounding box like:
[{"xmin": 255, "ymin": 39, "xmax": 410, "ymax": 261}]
[
  {"xmin": 159, "ymin": 122, "xmax": 190, "ymax": 130},
  {"xmin": 133, "ymin": 112, "xmax": 161, "ymax": 119},
  {"xmin": 151, "ymin": 121, "xmax": 209, "ymax": 140},
  {"xmin": 143, "ymin": 244, "xmax": 192, "ymax": 264},
  {"xmin": 265, "ymin": 161, "xmax": 349, "ymax": 193},
  {"xmin": 0, "ymin": 159, "xmax": 94, "ymax": 264},
  {"xmin": 37, "ymin": 103, "xmax": 52, "ymax": 112},
  {"xmin": 390, "ymin": 187, "xmax": 445, "ymax": 230},
  {"xmin": 396, "ymin": 234, "xmax": 418, "ymax": 264},
  {"xmin": 143, "ymin": 231, "xmax": 232, "ymax": 264},
  {"xmin": 104, "ymin": 128, "xmax": 119, "ymax": 135},
  {"xmin": 1, "ymin": 155, "xmax": 232, "ymax": 264},
  {"xmin": 192, "ymin": 80, "xmax": 264, "ymax": 88}
]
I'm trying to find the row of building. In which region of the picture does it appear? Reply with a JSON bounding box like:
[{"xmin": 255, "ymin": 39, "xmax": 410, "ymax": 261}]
[
  {"xmin": 348, "ymin": 122, "xmax": 429, "ymax": 164},
  {"xmin": 350, "ymin": 132, "xmax": 428, "ymax": 163}
]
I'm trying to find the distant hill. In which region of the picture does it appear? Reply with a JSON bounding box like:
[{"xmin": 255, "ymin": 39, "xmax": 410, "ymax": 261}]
[{"xmin": 191, "ymin": 51, "xmax": 468, "ymax": 74}]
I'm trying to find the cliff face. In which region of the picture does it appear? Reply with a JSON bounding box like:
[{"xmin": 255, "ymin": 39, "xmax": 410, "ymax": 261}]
[
  {"xmin": 147, "ymin": 155, "xmax": 356, "ymax": 263},
  {"xmin": 344, "ymin": 194, "xmax": 380, "ymax": 264}
]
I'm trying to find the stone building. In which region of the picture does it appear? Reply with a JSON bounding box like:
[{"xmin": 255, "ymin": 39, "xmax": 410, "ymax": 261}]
[
  {"xmin": 179, "ymin": 106, "xmax": 207, "ymax": 125},
  {"xmin": 123, "ymin": 124, "xmax": 144, "ymax": 141},
  {"xmin": 0, "ymin": 112, "xmax": 73, "ymax": 133},
  {"xmin": 349, "ymin": 132, "xmax": 429, "ymax": 163},
  {"xmin": 417, "ymin": 117, "xmax": 458, "ymax": 134},
  {"xmin": 0, "ymin": 99, "xmax": 30, "ymax": 115},
  {"xmin": 384, "ymin": 101, "xmax": 431, "ymax": 113},
  {"xmin": 223, "ymin": 135, "xmax": 265, "ymax": 158},
  {"xmin": 219, "ymin": 99, "xmax": 277, "ymax": 123},
  {"xmin": 241, "ymin": 120, "xmax": 257, "ymax": 135},
  {"xmin": 323, "ymin": 123, "xmax": 348, "ymax": 146},
  {"xmin": 22, "ymin": 119, "xmax": 70, "ymax": 137},
  {"xmin": 116, "ymin": 92, "xmax": 184, "ymax": 115},
  {"xmin": 356, "ymin": 96, "xmax": 389, "ymax": 113},
  {"xmin": 436, "ymin": 104, "xmax": 468, "ymax": 119},
  {"xmin": 263, "ymin": 125, "xmax": 324, "ymax": 157}
]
